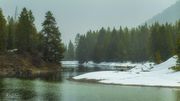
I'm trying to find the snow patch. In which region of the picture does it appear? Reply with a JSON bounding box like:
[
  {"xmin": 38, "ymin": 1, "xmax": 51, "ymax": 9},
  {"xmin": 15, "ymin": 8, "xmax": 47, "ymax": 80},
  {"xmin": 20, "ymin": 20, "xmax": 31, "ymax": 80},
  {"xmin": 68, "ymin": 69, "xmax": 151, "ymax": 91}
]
[
  {"xmin": 61, "ymin": 61, "xmax": 79, "ymax": 67},
  {"xmin": 73, "ymin": 56, "xmax": 180, "ymax": 87}
]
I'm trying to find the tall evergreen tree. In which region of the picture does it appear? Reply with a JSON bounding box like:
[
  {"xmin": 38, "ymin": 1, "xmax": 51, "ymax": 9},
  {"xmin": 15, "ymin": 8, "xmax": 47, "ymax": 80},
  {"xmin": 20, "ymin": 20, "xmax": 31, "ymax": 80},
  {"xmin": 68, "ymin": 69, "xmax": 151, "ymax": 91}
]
[
  {"xmin": 93, "ymin": 27, "xmax": 107, "ymax": 62},
  {"xmin": 76, "ymin": 35, "xmax": 86, "ymax": 63},
  {"xmin": 177, "ymin": 35, "xmax": 180, "ymax": 64},
  {"xmin": 28, "ymin": 10, "xmax": 38, "ymax": 53},
  {"xmin": 67, "ymin": 40, "xmax": 75, "ymax": 60},
  {"xmin": 175, "ymin": 20, "xmax": 180, "ymax": 65},
  {"xmin": 75, "ymin": 33, "xmax": 80, "ymax": 59},
  {"xmin": 16, "ymin": 8, "xmax": 37, "ymax": 52},
  {"xmin": 0, "ymin": 9, "xmax": 7, "ymax": 52},
  {"xmin": 7, "ymin": 16, "xmax": 16, "ymax": 49},
  {"xmin": 107, "ymin": 28, "xmax": 119, "ymax": 61},
  {"xmin": 85, "ymin": 31, "xmax": 98, "ymax": 60},
  {"xmin": 41, "ymin": 11, "xmax": 64, "ymax": 63}
]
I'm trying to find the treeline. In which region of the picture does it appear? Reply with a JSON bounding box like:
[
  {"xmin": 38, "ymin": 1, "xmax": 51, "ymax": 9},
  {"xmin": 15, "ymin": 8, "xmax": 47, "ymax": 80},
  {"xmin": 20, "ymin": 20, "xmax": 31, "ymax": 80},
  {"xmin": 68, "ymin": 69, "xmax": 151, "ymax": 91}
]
[
  {"xmin": 177, "ymin": 36, "xmax": 180, "ymax": 65},
  {"xmin": 0, "ymin": 8, "xmax": 64, "ymax": 64},
  {"xmin": 64, "ymin": 40, "xmax": 75, "ymax": 61},
  {"xmin": 70, "ymin": 23, "xmax": 180, "ymax": 63}
]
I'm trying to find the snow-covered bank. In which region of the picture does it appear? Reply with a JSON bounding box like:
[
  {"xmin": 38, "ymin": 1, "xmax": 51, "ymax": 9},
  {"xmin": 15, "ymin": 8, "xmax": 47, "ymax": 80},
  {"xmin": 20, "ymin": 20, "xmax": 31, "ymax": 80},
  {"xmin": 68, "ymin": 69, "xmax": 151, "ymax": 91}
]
[
  {"xmin": 61, "ymin": 61, "xmax": 79, "ymax": 67},
  {"xmin": 83, "ymin": 61, "xmax": 154, "ymax": 70},
  {"xmin": 62, "ymin": 60, "xmax": 154, "ymax": 71},
  {"xmin": 73, "ymin": 56, "xmax": 180, "ymax": 87}
]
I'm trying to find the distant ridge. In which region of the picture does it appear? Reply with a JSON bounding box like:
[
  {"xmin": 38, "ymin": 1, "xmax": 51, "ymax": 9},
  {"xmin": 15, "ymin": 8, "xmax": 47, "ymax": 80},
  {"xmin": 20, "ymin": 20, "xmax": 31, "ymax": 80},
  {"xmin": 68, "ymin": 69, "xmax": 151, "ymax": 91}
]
[{"xmin": 146, "ymin": 0, "xmax": 180, "ymax": 25}]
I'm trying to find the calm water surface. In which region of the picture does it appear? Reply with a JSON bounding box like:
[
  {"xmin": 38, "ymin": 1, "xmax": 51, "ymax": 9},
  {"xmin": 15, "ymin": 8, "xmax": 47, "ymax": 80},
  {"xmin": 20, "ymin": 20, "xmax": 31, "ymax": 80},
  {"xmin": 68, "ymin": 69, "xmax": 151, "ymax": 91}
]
[{"xmin": 0, "ymin": 67, "xmax": 180, "ymax": 101}]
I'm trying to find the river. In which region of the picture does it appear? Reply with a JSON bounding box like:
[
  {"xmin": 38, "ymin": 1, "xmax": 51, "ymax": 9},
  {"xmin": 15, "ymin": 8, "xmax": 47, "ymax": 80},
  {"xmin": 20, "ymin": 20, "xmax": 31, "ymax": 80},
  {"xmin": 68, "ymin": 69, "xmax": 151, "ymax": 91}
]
[{"xmin": 0, "ymin": 66, "xmax": 180, "ymax": 101}]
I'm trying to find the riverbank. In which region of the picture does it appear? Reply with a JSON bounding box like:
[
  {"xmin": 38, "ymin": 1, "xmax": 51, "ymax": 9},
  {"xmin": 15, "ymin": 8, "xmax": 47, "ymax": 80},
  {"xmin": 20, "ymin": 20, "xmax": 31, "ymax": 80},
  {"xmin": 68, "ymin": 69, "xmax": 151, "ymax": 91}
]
[
  {"xmin": 70, "ymin": 78, "xmax": 180, "ymax": 88},
  {"xmin": 61, "ymin": 60, "xmax": 154, "ymax": 71},
  {"xmin": 0, "ymin": 53, "xmax": 61, "ymax": 78},
  {"xmin": 73, "ymin": 56, "xmax": 180, "ymax": 88}
]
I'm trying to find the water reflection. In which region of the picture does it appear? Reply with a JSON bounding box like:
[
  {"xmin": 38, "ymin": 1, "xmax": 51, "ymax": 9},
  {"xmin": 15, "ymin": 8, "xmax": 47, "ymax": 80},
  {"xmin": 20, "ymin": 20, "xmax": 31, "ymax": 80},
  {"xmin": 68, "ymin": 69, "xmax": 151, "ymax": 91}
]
[
  {"xmin": 0, "ymin": 78, "xmax": 5, "ymax": 100},
  {"xmin": 0, "ymin": 78, "xmax": 62, "ymax": 101},
  {"xmin": 0, "ymin": 78, "xmax": 35, "ymax": 100},
  {"xmin": 37, "ymin": 72, "xmax": 63, "ymax": 82},
  {"xmin": 0, "ymin": 67, "xmax": 180, "ymax": 101},
  {"xmin": 0, "ymin": 71, "xmax": 63, "ymax": 101},
  {"xmin": 174, "ymin": 89, "xmax": 180, "ymax": 101},
  {"xmin": 32, "ymin": 79, "xmax": 62, "ymax": 101}
]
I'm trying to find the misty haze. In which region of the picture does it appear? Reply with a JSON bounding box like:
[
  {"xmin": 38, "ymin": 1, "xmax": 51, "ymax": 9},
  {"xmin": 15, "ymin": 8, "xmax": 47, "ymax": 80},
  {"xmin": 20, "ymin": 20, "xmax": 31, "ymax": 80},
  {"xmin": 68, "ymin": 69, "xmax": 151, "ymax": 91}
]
[{"xmin": 0, "ymin": 0, "xmax": 180, "ymax": 101}]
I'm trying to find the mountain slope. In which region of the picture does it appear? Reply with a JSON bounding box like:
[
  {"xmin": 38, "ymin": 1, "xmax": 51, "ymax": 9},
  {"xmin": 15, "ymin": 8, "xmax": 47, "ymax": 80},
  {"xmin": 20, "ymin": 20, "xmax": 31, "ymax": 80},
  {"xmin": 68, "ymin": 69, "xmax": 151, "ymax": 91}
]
[{"xmin": 146, "ymin": 0, "xmax": 180, "ymax": 25}]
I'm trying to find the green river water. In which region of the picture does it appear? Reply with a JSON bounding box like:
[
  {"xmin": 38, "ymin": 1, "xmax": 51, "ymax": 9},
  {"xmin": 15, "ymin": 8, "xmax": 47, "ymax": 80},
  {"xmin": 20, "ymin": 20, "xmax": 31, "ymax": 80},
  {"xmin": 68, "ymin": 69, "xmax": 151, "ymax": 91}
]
[{"xmin": 0, "ymin": 67, "xmax": 180, "ymax": 101}]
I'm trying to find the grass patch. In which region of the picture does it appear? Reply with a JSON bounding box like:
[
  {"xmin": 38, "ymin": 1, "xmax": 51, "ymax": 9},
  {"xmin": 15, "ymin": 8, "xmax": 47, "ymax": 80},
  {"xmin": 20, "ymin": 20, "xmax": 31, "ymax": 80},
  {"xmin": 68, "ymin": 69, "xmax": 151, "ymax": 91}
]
[{"xmin": 171, "ymin": 65, "xmax": 180, "ymax": 71}]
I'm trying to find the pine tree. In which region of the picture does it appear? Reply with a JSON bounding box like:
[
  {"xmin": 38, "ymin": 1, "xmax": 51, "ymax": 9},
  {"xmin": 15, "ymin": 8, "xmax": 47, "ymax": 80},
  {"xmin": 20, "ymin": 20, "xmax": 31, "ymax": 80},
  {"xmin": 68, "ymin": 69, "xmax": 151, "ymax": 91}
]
[
  {"xmin": 28, "ymin": 10, "xmax": 38, "ymax": 53},
  {"xmin": 0, "ymin": 9, "xmax": 7, "ymax": 52},
  {"xmin": 76, "ymin": 35, "xmax": 86, "ymax": 63},
  {"xmin": 69, "ymin": 40, "xmax": 75, "ymax": 60},
  {"xmin": 41, "ymin": 11, "xmax": 64, "ymax": 63},
  {"xmin": 150, "ymin": 23, "xmax": 162, "ymax": 63},
  {"xmin": 85, "ymin": 31, "xmax": 98, "ymax": 60},
  {"xmin": 177, "ymin": 35, "xmax": 180, "ymax": 65},
  {"xmin": 93, "ymin": 27, "xmax": 107, "ymax": 62},
  {"xmin": 65, "ymin": 40, "xmax": 75, "ymax": 61},
  {"xmin": 63, "ymin": 45, "xmax": 68, "ymax": 60},
  {"xmin": 7, "ymin": 16, "xmax": 16, "ymax": 49},
  {"xmin": 107, "ymin": 28, "xmax": 119, "ymax": 61},
  {"xmin": 16, "ymin": 8, "xmax": 37, "ymax": 52},
  {"xmin": 75, "ymin": 34, "xmax": 80, "ymax": 59}
]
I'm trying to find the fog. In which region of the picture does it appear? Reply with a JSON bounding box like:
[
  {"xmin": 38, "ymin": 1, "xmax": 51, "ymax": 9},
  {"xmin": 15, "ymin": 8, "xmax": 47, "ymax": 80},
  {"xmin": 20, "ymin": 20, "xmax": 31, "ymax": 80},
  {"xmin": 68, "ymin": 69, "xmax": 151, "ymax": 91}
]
[{"xmin": 0, "ymin": 0, "xmax": 178, "ymax": 44}]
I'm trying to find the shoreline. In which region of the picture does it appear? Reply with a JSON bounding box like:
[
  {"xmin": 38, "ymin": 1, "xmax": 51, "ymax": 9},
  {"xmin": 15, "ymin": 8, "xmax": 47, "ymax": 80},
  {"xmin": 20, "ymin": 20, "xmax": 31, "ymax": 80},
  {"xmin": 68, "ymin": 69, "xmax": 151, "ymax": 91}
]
[
  {"xmin": 71, "ymin": 56, "xmax": 180, "ymax": 88},
  {"xmin": 0, "ymin": 68, "xmax": 61, "ymax": 79},
  {"xmin": 0, "ymin": 53, "xmax": 62, "ymax": 78},
  {"xmin": 70, "ymin": 78, "xmax": 180, "ymax": 89}
]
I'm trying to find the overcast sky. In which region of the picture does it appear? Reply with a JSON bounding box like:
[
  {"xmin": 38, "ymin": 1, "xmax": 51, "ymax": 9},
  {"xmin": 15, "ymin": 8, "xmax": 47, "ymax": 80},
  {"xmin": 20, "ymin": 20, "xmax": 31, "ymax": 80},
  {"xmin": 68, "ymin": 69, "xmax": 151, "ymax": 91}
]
[{"xmin": 0, "ymin": 0, "xmax": 178, "ymax": 44}]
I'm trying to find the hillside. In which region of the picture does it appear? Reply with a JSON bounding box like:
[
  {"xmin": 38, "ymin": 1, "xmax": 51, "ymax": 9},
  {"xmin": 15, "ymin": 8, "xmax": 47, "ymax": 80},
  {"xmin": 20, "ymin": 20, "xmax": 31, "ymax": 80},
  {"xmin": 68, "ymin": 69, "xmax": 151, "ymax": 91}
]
[
  {"xmin": 146, "ymin": 0, "xmax": 180, "ymax": 25},
  {"xmin": 0, "ymin": 53, "xmax": 60, "ymax": 78}
]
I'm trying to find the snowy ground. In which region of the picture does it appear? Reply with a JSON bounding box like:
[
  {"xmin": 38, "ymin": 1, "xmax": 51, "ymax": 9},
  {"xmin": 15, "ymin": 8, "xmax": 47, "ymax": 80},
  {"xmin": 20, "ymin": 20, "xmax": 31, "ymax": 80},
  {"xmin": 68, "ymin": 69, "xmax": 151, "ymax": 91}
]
[
  {"xmin": 61, "ymin": 61, "xmax": 79, "ymax": 67},
  {"xmin": 82, "ymin": 61, "xmax": 154, "ymax": 70},
  {"xmin": 73, "ymin": 56, "xmax": 180, "ymax": 87},
  {"xmin": 61, "ymin": 60, "xmax": 154, "ymax": 70}
]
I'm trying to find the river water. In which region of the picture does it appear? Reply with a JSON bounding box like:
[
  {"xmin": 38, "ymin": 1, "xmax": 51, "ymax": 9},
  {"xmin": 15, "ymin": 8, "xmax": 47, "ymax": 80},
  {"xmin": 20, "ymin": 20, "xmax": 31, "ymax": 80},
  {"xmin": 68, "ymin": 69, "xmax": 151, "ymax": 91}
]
[{"xmin": 0, "ymin": 66, "xmax": 180, "ymax": 101}]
